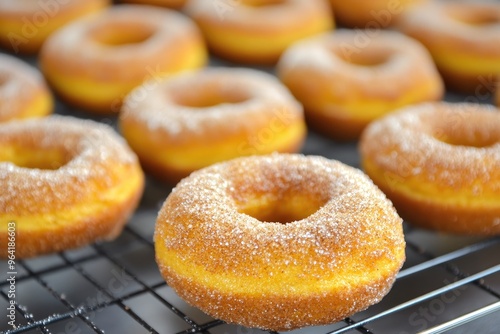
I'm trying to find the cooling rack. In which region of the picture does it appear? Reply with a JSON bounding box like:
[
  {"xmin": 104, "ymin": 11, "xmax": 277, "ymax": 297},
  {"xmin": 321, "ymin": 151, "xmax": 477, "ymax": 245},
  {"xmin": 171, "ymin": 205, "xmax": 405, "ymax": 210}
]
[
  {"xmin": 2, "ymin": 114, "xmax": 500, "ymax": 334},
  {"xmin": 2, "ymin": 44, "xmax": 500, "ymax": 334}
]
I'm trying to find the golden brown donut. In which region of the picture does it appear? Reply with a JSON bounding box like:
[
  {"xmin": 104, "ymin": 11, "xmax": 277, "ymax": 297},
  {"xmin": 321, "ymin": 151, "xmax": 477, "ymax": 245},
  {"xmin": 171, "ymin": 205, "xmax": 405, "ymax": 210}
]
[
  {"xmin": 120, "ymin": 0, "xmax": 186, "ymax": 9},
  {"xmin": 277, "ymin": 30, "xmax": 444, "ymax": 140},
  {"xmin": 0, "ymin": 0, "xmax": 110, "ymax": 54},
  {"xmin": 120, "ymin": 67, "xmax": 306, "ymax": 183},
  {"xmin": 329, "ymin": 0, "xmax": 427, "ymax": 28},
  {"xmin": 497, "ymin": 81, "xmax": 500, "ymax": 107},
  {"xmin": 360, "ymin": 102, "xmax": 500, "ymax": 236},
  {"xmin": 184, "ymin": 0, "xmax": 334, "ymax": 64},
  {"xmin": 155, "ymin": 153, "xmax": 406, "ymax": 331},
  {"xmin": 0, "ymin": 53, "xmax": 53, "ymax": 123},
  {"xmin": 40, "ymin": 4, "xmax": 207, "ymax": 113},
  {"xmin": 396, "ymin": 1, "xmax": 500, "ymax": 94},
  {"xmin": 0, "ymin": 116, "xmax": 145, "ymax": 258}
]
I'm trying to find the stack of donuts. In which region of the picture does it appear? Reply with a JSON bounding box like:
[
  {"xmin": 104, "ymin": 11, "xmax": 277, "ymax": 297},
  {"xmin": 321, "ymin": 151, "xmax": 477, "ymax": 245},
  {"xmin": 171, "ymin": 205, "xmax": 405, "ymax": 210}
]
[{"xmin": 1, "ymin": 0, "xmax": 499, "ymax": 331}]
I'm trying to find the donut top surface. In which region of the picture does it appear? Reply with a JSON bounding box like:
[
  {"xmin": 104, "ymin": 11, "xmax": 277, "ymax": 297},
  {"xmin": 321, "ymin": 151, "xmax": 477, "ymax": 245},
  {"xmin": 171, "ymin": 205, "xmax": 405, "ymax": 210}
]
[
  {"xmin": 278, "ymin": 29, "xmax": 441, "ymax": 98},
  {"xmin": 360, "ymin": 102, "xmax": 500, "ymax": 192},
  {"xmin": 0, "ymin": 54, "xmax": 49, "ymax": 120},
  {"xmin": 121, "ymin": 67, "xmax": 303, "ymax": 140},
  {"xmin": 41, "ymin": 5, "xmax": 202, "ymax": 75},
  {"xmin": 0, "ymin": 116, "xmax": 139, "ymax": 214},
  {"xmin": 397, "ymin": 1, "xmax": 500, "ymax": 53},
  {"xmin": 0, "ymin": 0, "xmax": 107, "ymax": 13},
  {"xmin": 185, "ymin": 0, "xmax": 331, "ymax": 26},
  {"xmin": 157, "ymin": 154, "xmax": 405, "ymax": 280}
]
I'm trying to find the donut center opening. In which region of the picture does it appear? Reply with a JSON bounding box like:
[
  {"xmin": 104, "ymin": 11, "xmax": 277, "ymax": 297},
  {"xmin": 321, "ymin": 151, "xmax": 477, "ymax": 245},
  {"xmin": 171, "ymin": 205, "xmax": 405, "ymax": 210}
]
[
  {"xmin": 240, "ymin": 0, "xmax": 285, "ymax": 7},
  {"xmin": 238, "ymin": 193, "xmax": 328, "ymax": 224},
  {"xmin": 433, "ymin": 124, "xmax": 499, "ymax": 148},
  {"xmin": 0, "ymin": 146, "xmax": 70, "ymax": 170},
  {"xmin": 436, "ymin": 134, "xmax": 498, "ymax": 148},
  {"xmin": 334, "ymin": 47, "xmax": 391, "ymax": 67},
  {"xmin": 91, "ymin": 23, "xmax": 155, "ymax": 46},
  {"xmin": 172, "ymin": 89, "xmax": 251, "ymax": 108},
  {"xmin": 448, "ymin": 9, "xmax": 500, "ymax": 26}
]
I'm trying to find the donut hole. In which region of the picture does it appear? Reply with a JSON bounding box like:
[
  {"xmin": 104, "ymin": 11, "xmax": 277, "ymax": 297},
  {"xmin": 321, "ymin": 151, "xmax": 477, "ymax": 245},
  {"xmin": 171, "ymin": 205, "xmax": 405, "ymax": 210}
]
[
  {"xmin": 237, "ymin": 193, "xmax": 327, "ymax": 224},
  {"xmin": 0, "ymin": 146, "xmax": 70, "ymax": 170},
  {"xmin": 172, "ymin": 88, "xmax": 252, "ymax": 108},
  {"xmin": 90, "ymin": 22, "xmax": 155, "ymax": 46},
  {"xmin": 447, "ymin": 8, "xmax": 500, "ymax": 26},
  {"xmin": 333, "ymin": 47, "xmax": 391, "ymax": 67},
  {"xmin": 240, "ymin": 0, "xmax": 285, "ymax": 7},
  {"xmin": 436, "ymin": 133, "xmax": 499, "ymax": 148},
  {"xmin": 433, "ymin": 124, "xmax": 500, "ymax": 148}
]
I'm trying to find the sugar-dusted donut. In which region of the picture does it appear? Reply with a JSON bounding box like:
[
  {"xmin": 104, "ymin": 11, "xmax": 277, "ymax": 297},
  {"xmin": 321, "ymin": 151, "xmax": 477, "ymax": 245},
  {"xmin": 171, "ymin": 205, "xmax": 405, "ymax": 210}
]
[
  {"xmin": 120, "ymin": 0, "xmax": 186, "ymax": 9},
  {"xmin": 184, "ymin": 0, "xmax": 334, "ymax": 64},
  {"xmin": 496, "ymin": 81, "xmax": 500, "ymax": 107},
  {"xmin": 0, "ymin": 53, "xmax": 53, "ymax": 123},
  {"xmin": 40, "ymin": 4, "xmax": 207, "ymax": 113},
  {"xmin": 0, "ymin": 0, "xmax": 110, "ymax": 54},
  {"xmin": 277, "ymin": 30, "xmax": 444, "ymax": 140},
  {"xmin": 155, "ymin": 153, "xmax": 406, "ymax": 331},
  {"xmin": 396, "ymin": 1, "xmax": 500, "ymax": 93},
  {"xmin": 360, "ymin": 102, "xmax": 500, "ymax": 235},
  {"xmin": 120, "ymin": 67, "xmax": 306, "ymax": 183},
  {"xmin": 0, "ymin": 116, "xmax": 145, "ymax": 258},
  {"xmin": 329, "ymin": 0, "xmax": 427, "ymax": 28}
]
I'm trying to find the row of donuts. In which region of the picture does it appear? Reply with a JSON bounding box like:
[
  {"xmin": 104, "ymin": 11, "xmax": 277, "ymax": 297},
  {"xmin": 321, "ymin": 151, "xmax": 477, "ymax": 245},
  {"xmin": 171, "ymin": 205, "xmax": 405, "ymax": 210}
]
[
  {"xmin": 0, "ymin": 0, "xmax": 422, "ymax": 55},
  {"xmin": 2, "ymin": 1, "xmax": 499, "ymax": 119}
]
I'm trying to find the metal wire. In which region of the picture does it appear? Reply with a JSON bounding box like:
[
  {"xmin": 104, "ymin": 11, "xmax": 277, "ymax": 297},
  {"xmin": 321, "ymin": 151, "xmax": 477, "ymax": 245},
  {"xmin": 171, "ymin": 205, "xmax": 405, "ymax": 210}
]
[
  {"xmin": 419, "ymin": 301, "xmax": 500, "ymax": 334},
  {"xmin": 2, "ymin": 232, "xmax": 499, "ymax": 334}
]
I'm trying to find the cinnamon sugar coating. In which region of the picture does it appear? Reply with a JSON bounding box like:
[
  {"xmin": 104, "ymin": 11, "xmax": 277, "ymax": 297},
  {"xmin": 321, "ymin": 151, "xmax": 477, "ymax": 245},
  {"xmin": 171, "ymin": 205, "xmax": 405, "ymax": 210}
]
[
  {"xmin": 396, "ymin": 1, "xmax": 500, "ymax": 93},
  {"xmin": 120, "ymin": 67, "xmax": 306, "ymax": 183},
  {"xmin": 277, "ymin": 29, "xmax": 443, "ymax": 140},
  {"xmin": 0, "ymin": 53, "xmax": 53, "ymax": 122},
  {"xmin": 155, "ymin": 153, "xmax": 405, "ymax": 330},
  {"xmin": 360, "ymin": 102, "xmax": 500, "ymax": 235},
  {"xmin": 0, "ymin": 116, "xmax": 144, "ymax": 258}
]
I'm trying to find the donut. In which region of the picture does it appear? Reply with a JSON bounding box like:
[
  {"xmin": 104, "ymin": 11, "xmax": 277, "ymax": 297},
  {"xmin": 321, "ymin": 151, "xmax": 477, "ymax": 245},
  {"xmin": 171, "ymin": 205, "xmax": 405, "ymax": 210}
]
[
  {"xmin": 120, "ymin": 0, "xmax": 186, "ymax": 9},
  {"xmin": 360, "ymin": 102, "xmax": 500, "ymax": 236},
  {"xmin": 0, "ymin": 0, "xmax": 110, "ymax": 54},
  {"xmin": 184, "ymin": 0, "xmax": 334, "ymax": 64},
  {"xmin": 155, "ymin": 153, "xmax": 406, "ymax": 331},
  {"xmin": 329, "ymin": 0, "xmax": 426, "ymax": 28},
  {"xmin": 0, "ymin": 53, "xmax": 53, "ymax": 123},
  {"xmin": 0, "ymin": 116, "xmax": 145, "ymax": 258},
  {"xmin": 497, "ymin": 81, "xmax": 500, "ymax": 107},
  {"xmin": 277, "ymin": 30, "xmax": 444, "ymax": 141},
  {"xmin": 396, "ymin": 1, "xmax": 500, "ymax": 94},
  {"xmin": 40, "ymin": 4, "xmax": 207, "ymax": 113},
  {"xmin": 120, "ymin": 68, "xmax": 306, "ymax": 183}
]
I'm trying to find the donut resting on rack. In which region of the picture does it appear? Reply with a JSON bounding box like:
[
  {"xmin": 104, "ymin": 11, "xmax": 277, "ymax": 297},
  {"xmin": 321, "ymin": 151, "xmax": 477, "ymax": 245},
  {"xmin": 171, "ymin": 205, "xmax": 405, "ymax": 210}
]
[
  {"xmin": 360, "ymin": 102, "xmax": 500, "ymax": 235},
  {"xmin": 0, "ymin": 116, "xmax": 145, "ymax": 258},
  {"xmin": 155, "ymin": 153, "xmax": 406, "ymax": 331}
]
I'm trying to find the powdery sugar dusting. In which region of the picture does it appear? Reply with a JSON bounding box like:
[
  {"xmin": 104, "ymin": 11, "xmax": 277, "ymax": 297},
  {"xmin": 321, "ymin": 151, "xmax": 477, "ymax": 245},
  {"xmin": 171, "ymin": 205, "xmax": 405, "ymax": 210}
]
[
  {"xmin": 398, "ymin": 2, "xmax": 500, "ymax": 43},
  {"xmin": 361, "ymin": 102, "xmax": 500, "ymax": 191},
  {"xmin": 156, "ymin": 154, "xmax": 405, "ymax": 329},
  {"xmin": 121, "ymin": 67, "xmax": 303, "ymax": 140},
  {"xmin": 0, "ymin": 54, "xmax": 48, "ymax": 120},
  {"xmin": 41, "ymin": 5, "xmax": 202, "ymax": 78},
  {"xmin": 277, "ymin": 29, "xmax": 442, "ymax": 97},
  {"xmin": 0, "ymin": 116, "xmax": 139, "ymax": 214},
  {"xmin": 185, "ymin": 0, "xmax": 330, "ymax": 28}
]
